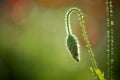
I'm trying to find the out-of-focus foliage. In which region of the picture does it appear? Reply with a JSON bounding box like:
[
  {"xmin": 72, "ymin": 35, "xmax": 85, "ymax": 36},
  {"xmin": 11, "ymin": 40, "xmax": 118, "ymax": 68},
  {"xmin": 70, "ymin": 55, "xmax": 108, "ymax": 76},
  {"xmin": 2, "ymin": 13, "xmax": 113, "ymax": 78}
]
[{"xmin": 0, "ymin": 0, "xmax": 119, "ymax": 80}]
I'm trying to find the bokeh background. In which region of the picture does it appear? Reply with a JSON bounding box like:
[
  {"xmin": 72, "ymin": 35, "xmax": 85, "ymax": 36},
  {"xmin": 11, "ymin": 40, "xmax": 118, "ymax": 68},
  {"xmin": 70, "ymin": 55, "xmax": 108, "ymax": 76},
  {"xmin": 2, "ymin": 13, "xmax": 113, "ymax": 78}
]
[{"xmin": 0, "ymin": 0, "xmax": 120, "ymax": 80}]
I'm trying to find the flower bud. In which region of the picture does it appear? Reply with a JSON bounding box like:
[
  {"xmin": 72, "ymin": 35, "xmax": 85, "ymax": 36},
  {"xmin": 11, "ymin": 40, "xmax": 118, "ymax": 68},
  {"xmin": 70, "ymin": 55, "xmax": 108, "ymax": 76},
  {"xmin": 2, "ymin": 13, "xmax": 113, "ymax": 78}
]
[{"xmin": 66, "ymin": 34, "xmax": 80, "ymax": 62}]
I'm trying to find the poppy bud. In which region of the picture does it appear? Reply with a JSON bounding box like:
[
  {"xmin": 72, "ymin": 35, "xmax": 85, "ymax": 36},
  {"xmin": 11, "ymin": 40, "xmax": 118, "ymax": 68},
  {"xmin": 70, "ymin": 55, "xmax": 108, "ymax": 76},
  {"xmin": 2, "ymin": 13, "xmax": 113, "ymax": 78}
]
[{"xmin": 66, "ymin": 34, "xmax": 80, "ymax": 62}]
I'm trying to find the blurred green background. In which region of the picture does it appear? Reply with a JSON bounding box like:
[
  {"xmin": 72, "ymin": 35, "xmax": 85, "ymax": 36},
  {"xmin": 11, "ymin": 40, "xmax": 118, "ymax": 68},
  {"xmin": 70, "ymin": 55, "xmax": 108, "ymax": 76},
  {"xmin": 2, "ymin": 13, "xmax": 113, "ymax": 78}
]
[{"xmin": 0, "ymin": 0, "xmax": 119, "ymax": 80}]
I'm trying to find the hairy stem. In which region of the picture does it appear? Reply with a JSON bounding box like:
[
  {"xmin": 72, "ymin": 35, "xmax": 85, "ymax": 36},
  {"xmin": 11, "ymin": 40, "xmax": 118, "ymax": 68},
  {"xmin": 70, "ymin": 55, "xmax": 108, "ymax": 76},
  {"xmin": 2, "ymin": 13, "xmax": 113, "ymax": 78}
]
[
  {"xmin": 106, "ymin": 0, "xmax": 113, "ymax": 80},
  {"xmin": 65, "ymin": 7, "xmax": 99, "ymax": 80}
]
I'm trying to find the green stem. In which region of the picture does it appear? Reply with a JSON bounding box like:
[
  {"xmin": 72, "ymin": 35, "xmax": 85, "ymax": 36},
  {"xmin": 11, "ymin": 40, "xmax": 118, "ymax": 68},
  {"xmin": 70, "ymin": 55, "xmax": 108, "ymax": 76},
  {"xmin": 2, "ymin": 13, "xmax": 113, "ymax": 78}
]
[
  {"xmin": 106, "ymin": 0, "xmax": 113, "ymax": 80},
  {"xmin": 65, "ymin": 9, "xmax": 72, "ymax": 35},
  {"xmin": 65, "ymin": 7, "xmax": 98, "ymax": 79}
]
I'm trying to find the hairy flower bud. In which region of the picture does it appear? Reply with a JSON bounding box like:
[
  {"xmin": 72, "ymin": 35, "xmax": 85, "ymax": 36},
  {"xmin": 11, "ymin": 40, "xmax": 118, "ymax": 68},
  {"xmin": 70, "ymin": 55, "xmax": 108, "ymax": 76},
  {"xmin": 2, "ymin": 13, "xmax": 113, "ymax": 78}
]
[{"xmin": 66, "ymin": 34, "xmax": 80, "ymax": 62}]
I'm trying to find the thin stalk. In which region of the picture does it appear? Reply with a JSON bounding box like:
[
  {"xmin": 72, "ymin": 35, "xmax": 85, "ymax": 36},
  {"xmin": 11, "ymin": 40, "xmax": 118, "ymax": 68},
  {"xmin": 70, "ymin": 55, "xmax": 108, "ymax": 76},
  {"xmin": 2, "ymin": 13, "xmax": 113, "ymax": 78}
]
[
  {"xmin": 65, "ymin": 7, "xmax": 99, "ymax": 80},
  {"xmin": 106, "ymin": 0, "xmax": 113, "ymax": 80}
]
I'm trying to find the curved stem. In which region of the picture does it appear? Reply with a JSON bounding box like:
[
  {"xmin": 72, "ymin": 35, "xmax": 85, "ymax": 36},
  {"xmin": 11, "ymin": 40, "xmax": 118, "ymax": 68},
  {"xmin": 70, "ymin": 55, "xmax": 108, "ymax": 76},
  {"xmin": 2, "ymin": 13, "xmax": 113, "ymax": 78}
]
[
  {"xmin": 65, "ymin": 9, "xmax": 72, "ymax": 35},
  {"xmin": 65, "ymin": 7, "xmax": 98, "ymax": 79}
]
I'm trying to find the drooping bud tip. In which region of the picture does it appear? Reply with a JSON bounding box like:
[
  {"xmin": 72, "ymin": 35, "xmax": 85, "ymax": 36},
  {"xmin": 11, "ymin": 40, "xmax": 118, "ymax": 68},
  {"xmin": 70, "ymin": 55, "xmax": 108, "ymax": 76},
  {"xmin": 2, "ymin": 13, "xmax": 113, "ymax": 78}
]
[{"xmin": 66, "ymin": 34, "xmax": 80, "ymax": 62}]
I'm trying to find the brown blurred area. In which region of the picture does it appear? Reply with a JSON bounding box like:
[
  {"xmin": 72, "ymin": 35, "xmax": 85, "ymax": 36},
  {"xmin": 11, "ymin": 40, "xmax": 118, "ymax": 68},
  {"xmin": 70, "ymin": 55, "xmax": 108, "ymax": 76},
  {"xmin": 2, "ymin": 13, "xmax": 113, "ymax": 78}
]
[
  {"xmin": 73, "ymin": 0, "xmax": 107, "ymax": 47},
  {"xmin": 1, "ymin": 0, "xmax": 34, "ymax": 24},
  {"xmin": 36, "ymin": 0, "xmax": 70, "ymax": 7},
  {"xmin": 74, "ymin": 0, "xmax": 119, "ymax": 47}
]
